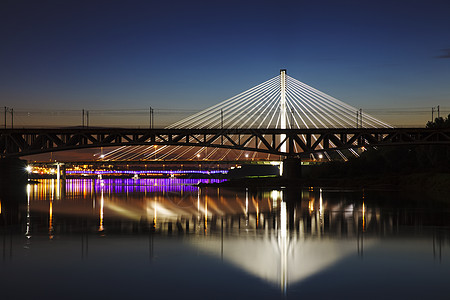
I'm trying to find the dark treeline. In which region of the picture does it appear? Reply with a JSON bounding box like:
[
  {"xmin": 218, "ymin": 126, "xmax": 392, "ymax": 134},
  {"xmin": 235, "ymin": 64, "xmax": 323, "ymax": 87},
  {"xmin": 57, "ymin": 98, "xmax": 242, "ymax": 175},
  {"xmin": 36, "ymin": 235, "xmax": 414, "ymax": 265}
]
[{"xmin": 426, "ymin": 113, "xmax": 450, "ymax": 128}]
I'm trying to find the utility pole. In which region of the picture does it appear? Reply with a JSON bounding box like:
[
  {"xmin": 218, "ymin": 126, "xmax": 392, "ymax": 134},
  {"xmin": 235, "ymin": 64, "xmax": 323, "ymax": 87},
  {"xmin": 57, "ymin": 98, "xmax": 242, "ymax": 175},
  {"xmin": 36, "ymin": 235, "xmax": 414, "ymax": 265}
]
[
  {"xmin": 86, "ymin": 111, "xmax": 89, "ymax": 127},
  {"xmin": 356, "ymin": 110, "xmax": 359, "ymax": 128},
  {"xmin": 151, "ymin": 108, "xmax": 154, "ymax": 129},
  {"xmin": 438, "ymin": 105, "xmax": 440, "ymax": 118},
  {"xmin": 432, "ymin": 107, "xmax": 435, "ymax": 121},
  {"xmin": 3, "ymin": 107, "xmax": 13, "ymax": 128},
  {"xmin": 82, "ymin": 109, "xmax": 85, "ymax": 127}
]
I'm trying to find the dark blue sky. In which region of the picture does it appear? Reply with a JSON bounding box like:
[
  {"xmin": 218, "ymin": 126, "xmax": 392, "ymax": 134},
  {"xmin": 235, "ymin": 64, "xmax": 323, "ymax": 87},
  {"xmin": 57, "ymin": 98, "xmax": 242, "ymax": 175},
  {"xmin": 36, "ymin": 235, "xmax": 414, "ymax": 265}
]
[{"xmin": 1, "ymin": 0, "xmax": 450, "ymax": 120}]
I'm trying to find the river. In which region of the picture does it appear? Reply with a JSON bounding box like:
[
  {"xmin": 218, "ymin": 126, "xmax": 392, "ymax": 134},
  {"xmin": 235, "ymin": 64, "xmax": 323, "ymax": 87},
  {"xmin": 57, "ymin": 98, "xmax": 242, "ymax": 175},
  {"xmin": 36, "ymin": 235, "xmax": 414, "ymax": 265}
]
[{"xmin": 1, "ymin": 178, "xmax": 449, "ymax": 299}]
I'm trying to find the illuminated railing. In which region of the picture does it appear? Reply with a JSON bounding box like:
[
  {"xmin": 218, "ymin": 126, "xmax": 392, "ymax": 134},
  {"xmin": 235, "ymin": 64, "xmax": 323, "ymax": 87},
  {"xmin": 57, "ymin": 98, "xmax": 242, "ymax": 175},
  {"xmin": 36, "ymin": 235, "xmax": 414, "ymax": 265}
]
[{"xmin": 67, "ymin": 169, "xmax": 228, "ymax": 175}]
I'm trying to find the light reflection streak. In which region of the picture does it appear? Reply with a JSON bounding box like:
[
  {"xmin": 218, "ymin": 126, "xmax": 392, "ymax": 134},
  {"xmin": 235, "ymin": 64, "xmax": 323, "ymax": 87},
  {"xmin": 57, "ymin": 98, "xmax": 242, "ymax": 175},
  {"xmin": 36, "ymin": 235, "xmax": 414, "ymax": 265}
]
[
  {"xmin": 204, "ymin": 196, "xmax": 208, "ymax": 232},
  {"xmin": 99, "ymin": 188, "xmax": 104, "ymax": 232},
  {"xmin": 26, "ymin": 184, "xmax": 31, "ymax": 238},
  {"xmin": 279, "ymin": 201, "xmax": 287, "ymax": 295},
  {"xmin": 362, "ymin": 202, "xmax": 366, "ymax": 232},
  {"xmin": 245, "ymin": 188, "xmax": 249, "ymax": 216},
  {"xmin": 271, "ymin": 190, "xmax": 279, "ymax": 209},
  {"xmin": 56, "ymin": 164, "xmax": 60, "ymax": 200},
  {"xmin": 51, "ymin": 179, "xmax": 54, "ymax": 201},
  {"xmin": 309, "ymin": 199, "xmax": 314, "ymax": 213},
  {"xmin": 154, "ymin": 198, "xmax": 157, "ymax": 230},
  {"xmin": 49, "ymin": 200, "xmax": 53, "ymax": 239}
]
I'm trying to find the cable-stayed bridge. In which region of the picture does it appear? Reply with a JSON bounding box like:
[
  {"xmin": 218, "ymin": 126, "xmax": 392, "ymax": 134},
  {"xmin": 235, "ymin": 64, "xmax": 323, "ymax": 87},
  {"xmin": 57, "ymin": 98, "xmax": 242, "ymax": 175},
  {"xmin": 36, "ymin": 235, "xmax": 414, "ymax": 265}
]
[{"xmin": 1, "ymin": 70, "xmax": 449, "ymax": 159}]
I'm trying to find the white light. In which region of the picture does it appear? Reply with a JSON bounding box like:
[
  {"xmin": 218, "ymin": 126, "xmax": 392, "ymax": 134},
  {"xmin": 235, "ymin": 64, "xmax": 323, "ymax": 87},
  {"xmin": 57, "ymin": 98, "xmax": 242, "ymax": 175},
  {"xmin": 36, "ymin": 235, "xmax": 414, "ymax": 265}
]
[
  {"xmin": 26, "ymin": 166, "xmax": 32, "ymax": 173},
  {"xmin": 318, "ymin": 154, "xmax": 323, "ymax": 159},
  {"xmin": 100, "ymin": 154, "xmax": 105, "ymax": 159},
  {"xmin": 280, "ymin": 201, "xmax": 287, "ymax": 237},
  {"xmin": 245, "ymin": 154, "xmax": 249, "ymax": 158},
  {"xmin": 196, "ymin": 154, "xmax": 201, "ymax": 158}
]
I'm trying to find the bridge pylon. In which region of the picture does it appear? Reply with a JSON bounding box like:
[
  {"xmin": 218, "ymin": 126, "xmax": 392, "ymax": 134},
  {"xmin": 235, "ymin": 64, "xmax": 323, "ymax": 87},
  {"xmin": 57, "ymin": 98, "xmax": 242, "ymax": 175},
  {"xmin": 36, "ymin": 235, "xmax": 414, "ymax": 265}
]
[{"xmin": 280, "ymin": 69, "xmax": 287, "ymax": 154}]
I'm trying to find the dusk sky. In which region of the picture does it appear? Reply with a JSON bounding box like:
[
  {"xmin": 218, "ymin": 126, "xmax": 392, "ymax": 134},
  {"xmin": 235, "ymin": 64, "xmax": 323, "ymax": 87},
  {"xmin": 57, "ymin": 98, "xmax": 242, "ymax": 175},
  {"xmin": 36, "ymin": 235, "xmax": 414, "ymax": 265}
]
[{"xmin": 1, "ymin": 0, "xmax": 450, "ymax": 126}]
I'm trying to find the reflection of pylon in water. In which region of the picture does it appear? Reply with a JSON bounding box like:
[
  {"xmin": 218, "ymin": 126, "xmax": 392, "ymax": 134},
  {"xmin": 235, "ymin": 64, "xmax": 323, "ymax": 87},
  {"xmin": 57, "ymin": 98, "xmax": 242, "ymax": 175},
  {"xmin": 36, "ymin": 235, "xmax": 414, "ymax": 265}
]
[
  {"xmin": 103, "ymin": 69, "xmax": 391, "ymax": 161},
  {"xmin": 279, "ymin": 200, "xmax": 288, "ymax": 295}
]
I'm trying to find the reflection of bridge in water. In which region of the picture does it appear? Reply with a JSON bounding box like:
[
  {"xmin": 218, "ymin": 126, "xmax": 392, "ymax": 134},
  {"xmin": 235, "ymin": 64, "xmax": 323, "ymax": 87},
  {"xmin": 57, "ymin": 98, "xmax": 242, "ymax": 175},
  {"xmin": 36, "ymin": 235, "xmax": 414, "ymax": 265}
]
[{"xmin": 9, "ymin": 178, "xmax": 448, "ymax": 293}]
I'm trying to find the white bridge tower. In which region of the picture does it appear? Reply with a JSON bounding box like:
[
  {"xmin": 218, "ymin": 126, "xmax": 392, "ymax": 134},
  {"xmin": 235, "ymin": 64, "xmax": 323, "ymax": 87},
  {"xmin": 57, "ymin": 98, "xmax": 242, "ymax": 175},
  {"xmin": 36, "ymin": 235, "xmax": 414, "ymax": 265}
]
[{"xmin": 280, "ymin": 69, "xmax": 287, "ymax": 153}]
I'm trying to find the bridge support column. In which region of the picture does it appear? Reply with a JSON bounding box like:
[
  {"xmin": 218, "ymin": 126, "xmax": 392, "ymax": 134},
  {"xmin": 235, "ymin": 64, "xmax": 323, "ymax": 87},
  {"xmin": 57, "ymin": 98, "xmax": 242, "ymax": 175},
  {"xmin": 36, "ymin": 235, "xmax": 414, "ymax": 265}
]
[
  {"xmin": 282, "ymin": 158, "xmax": 302, "ymax": 179},
  {"xmin": 61, "ymin": 164, "xmax": 66, "ymax": 181},
  {"xmin": 0, "ymin": 158, "xmax": 28, "ymax": 225},
  {"xmin": 0, "ymin": 158, "xmax": 28, "ymax": 188}
]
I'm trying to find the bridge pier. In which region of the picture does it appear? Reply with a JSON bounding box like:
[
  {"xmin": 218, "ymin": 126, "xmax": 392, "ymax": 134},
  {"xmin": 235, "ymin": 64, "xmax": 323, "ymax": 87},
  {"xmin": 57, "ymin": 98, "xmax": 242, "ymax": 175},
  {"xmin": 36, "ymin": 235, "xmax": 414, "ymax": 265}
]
[
  {"xmin": 0, "ymin": 158, "xmax": 28, "ymax": 188},
  {"xmin": 282, "ymin": 158, "xmax": 302, "ymax": 179},
  {"xmin": 60, "ymin": 164, "xmax": 66, "ymax": 181},
  {"xmin": 0, "ymin": 158, "xmax": 28, "ymax": 225}
]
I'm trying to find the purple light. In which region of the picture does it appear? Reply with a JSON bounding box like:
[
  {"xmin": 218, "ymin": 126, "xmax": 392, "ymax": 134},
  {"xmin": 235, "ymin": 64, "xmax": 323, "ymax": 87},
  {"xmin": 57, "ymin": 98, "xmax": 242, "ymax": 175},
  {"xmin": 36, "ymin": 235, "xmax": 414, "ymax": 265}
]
[
  {"xmin": 67, "ymin": 169, "xmax": 228, "ymax": 175},
  {"xmin": 63, "ymin": 178, "xmax": 226, "ymax": 194}
]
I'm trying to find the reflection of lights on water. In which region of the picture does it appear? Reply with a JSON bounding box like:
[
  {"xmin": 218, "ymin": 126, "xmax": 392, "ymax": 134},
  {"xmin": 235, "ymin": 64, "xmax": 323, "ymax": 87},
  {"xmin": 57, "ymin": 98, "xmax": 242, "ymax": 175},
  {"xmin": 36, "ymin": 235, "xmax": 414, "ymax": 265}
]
[
  {"xmin": 319, "ymin": 188, "xmax": 323, "ymax": 214},
  {"xmin": 271, "ymin": 190, "xmax": 279, "ymax": 208},
  {"xmin": 280, "ymin": 201, "xmax": 288, "ymax": 294},
  {"xmin": 197, "ymin": 188, "xmax": 200, "ymax": 212},
  {"xmin": 280, "ymin": 201, "xmax": 287, "ymax": 238},
  {"xmin": 56, "ymin": 178, "xmax": 60, "ymax": 200},
  {"xmin": 309, "ymin": 200, "xmax": 314, "ymax": 213},
  {"xmin": 245, "ymin": 188, "xmax": 249, "ymax": 216},
  {"xmin": 153, "ymin": 199, "xmax": 157, "ymax": 230},
  {"xmin": 49, "ymin": 200, "xmax": 53, "ymax": 239},
  {"xmin": 26, "ymin": 184, "xmax": 31, "ymax": 237},
  {"xmin": 99, "ymin": 189, "xmax": 104, "ymax": 232},
  {"xmin": 204, "ymin": 197, "xmax": 208, "ymax": 232},
  {"xmin": 51, "ymin": 179, "xmax": 54, "ymax": 201},
  {"xmin": 362, "ymin": 202, "xmax": 366, "ymax": 232},
  {"xmin": 256, "ymin": 202, "xmax": 259, "ymax": 227},
  {"xmin": 245, "ymin": 189, "xmax": 249, "ymax": 227}
]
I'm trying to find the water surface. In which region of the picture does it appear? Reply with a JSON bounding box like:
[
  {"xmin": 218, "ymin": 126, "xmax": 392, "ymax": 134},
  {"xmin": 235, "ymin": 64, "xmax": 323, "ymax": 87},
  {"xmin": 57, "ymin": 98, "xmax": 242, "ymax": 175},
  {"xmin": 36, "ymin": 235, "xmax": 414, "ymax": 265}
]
[{"xmin": 1, "ymin": 178, "xmax": 449, "ymax": 299}]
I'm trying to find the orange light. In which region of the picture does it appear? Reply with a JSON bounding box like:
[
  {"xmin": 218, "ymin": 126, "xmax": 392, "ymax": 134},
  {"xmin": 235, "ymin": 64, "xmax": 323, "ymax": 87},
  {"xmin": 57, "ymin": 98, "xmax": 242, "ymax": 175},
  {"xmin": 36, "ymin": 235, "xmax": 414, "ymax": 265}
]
[{"xmin": 362, "ymin": 202, "xmax": 366, "ymax": 232}]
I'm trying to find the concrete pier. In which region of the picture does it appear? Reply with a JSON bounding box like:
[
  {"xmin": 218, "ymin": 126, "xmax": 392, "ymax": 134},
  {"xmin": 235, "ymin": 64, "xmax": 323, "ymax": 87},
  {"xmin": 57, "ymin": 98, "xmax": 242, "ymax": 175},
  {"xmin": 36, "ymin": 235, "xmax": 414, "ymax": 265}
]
[{"xmin": 282, "ymin": 158, "xmax": 302, "ymax": 179}]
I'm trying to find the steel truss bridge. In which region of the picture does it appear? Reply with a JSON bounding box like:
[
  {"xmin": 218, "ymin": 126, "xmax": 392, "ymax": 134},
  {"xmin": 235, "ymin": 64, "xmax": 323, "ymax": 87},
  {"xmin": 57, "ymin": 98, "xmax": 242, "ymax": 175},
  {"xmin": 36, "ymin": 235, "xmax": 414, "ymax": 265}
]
[
  {"xmin": 1, "ymin": 127, "xmax": 449, "ymax": 158},
  {"xmin": 3, "ymin": 70, "xmax": 449, "ymax": 160}
]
